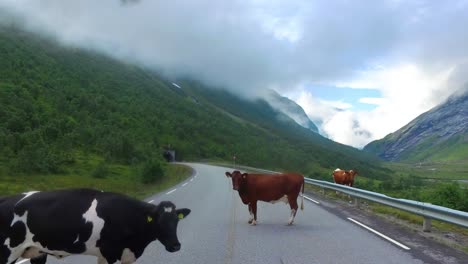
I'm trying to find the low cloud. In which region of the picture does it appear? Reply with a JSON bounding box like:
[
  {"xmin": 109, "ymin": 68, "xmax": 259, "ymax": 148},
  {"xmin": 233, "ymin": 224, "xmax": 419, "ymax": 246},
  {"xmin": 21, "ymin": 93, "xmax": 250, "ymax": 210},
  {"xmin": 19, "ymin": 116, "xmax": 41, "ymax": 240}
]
[
  {"xmin": 294, "ymin": 63, "xmax": 460, "ymax": 148},
  {"xmin": 359, "ymin": 98, "xmax": 386, "ymax": 106},
  {"xmin": 1, "ymin": 1, "xmax": 467, "ymax": 147}
]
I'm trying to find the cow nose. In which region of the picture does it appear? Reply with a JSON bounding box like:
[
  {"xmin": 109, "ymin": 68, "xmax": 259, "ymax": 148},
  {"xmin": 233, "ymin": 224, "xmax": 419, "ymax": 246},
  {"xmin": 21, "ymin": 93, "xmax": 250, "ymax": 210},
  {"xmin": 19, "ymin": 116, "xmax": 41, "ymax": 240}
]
[{"xmin": 167, "ymin": 243, "xmax": 181, "ymax": 252}]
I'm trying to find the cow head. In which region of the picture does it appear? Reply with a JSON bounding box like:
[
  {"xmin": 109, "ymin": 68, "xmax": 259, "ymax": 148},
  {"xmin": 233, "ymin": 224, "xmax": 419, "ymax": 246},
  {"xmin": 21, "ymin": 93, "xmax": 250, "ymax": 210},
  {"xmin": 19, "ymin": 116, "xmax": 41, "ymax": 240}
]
[
  {"xmin": 349, "ymin": 170, "xmax": 358, "ymax": 177},
  {"xmin": 148, "ymin": 201, "xmax": 190, "ymax": 253},
  {"xmin": 225, "ymin": 170, "xmax": 247, "ymax": 191}
]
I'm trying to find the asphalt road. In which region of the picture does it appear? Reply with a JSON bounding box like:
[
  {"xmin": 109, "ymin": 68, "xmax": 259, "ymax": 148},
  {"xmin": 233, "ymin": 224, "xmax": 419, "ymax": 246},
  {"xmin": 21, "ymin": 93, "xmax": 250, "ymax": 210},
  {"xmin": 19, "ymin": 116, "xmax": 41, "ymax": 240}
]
[{"xmin": 20, "ymin": 163, "xmax": 439, "ymax": 264}]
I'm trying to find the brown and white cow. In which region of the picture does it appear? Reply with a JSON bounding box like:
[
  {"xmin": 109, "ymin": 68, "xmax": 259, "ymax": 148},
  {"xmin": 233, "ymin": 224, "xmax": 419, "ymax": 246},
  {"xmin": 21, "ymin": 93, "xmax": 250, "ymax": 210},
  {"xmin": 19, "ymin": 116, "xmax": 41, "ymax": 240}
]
[
  {"xmin": 225, "ymin": 171, "xmax": 304, "ymax": 226},
  {"xmin": 332, "ymin": 168, "xmax": 358, "ymax": 187}
]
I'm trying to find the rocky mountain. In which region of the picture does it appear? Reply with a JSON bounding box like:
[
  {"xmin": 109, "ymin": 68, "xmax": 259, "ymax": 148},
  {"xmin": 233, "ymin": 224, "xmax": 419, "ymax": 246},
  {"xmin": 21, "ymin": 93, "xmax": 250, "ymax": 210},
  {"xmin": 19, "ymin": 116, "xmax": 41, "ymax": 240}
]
[
  {"xmin": 364, "ymin": 91, "xmax": 468, "ymax": 162},
  {"xmin": 263, "ymin": 90, "xmax": 319, "ymax": 133}
]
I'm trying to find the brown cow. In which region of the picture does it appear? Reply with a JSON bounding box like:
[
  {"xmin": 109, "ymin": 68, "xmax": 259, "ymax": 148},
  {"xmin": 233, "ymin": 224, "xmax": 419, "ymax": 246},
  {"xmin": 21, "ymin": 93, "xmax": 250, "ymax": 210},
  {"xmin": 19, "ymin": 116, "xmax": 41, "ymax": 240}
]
[
  {"xmin": 332, "ymin": 168, "xmax": 358, "ymax": 187},
  {"xmin": 225, "ymin": 171, "xmax": 304, "ymax": 226}
]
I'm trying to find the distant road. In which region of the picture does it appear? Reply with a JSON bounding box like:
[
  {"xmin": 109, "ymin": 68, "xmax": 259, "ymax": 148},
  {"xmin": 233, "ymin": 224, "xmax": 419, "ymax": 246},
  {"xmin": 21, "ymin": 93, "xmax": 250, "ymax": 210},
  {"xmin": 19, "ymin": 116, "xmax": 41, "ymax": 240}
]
[{"xmin": 23, "ymin": 163, "xmax": 453, "ymax": 264}]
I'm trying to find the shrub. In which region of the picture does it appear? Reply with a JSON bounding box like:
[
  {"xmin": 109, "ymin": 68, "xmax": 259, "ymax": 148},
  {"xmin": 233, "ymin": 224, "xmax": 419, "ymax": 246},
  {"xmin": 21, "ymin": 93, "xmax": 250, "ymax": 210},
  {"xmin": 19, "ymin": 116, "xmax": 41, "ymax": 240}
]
[
  {"xmin": 141, "ymin": 159, "xmax": 165, "ymax": 184},
  {"xmin": 92, "ymin": 162, "xmax": 109, "ymax": 179},
  {"xmin": 423, "ymin": 183, "xmax": 468, "ymax": 211}
]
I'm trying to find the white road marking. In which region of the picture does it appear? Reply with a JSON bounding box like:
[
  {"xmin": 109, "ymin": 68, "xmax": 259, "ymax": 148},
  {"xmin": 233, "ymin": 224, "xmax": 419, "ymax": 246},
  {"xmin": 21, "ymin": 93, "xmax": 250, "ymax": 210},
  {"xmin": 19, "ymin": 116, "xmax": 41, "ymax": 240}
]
[
  {"xmin": 190, "ymin": 178, "xmax": 194, "ymax": 182},
  {"xmin": 302, "ymin": 195, "xmax": 320, "ymax": 204},
  {"xmin": 182, "ymin": 183, "xmax": 188, "ymax": 187},
  {"xmin": 16, "ymin": 259, "xmax": 29, "ymax": 264},
  {"xmin": 166, "ymin": 189, "xmax": 177, "ymax": 195},
  {"xmin": 148, "ymin": 200, "xmax": 154, "ymax": 204},
  {"xmin": 347, "ymin": 217, "xmax": 410, "ymax": 250}
]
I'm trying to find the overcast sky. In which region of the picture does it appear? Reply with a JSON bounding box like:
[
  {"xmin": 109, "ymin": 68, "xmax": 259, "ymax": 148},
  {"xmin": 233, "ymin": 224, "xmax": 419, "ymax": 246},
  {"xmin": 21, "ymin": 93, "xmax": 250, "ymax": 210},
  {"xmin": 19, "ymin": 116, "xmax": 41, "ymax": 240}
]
[{"xmin": 1, "ymin": 0, "xmax": 467, "ymax": 148}]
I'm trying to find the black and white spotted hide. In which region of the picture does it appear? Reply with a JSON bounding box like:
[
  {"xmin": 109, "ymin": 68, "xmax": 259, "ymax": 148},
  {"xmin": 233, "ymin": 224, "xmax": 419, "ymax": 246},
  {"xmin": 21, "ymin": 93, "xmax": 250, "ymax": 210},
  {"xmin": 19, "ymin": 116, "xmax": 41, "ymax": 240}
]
[{"xmin": 0, "ymin": 189, "xmax": 190, "ymax": 264}]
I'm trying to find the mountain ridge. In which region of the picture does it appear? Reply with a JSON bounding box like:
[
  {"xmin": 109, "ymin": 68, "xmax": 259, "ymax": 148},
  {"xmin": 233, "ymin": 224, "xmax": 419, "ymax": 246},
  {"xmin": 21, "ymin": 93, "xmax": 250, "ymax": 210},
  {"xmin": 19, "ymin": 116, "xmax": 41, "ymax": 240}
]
[
  {"xmin": 0, "ymin": 24, "xmax": 388, "ymax": 180},
  {"xmin": 263, "ymin": 89, "xmax": 319, "ymax": 133},
  {"xmin": 364, "ymin": 91, "xmax": 468, "ymax": 162}
]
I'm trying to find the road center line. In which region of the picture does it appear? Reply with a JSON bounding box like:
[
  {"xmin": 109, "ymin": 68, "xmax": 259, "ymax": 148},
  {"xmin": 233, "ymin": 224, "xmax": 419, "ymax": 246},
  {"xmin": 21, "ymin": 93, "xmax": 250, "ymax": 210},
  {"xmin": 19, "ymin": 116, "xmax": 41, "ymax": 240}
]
[
  {"xmin": 166, "ymin": 189, "xmax": 177, "ymax": 195},
  {"xmin": 148, "ymin": 200, "xmax": 154, "ymax": 204},
  {"xmin": 347, "ymin": 217, "xmax": 410, "ymax": 250},
  {"xmin": 182, "ymin": 183, "xmax": 188, "ymax": 187},
  {"xmin": 16, "ymin": 259, "xmax": 29, "ymax": 264},
  {"xmin": 302, "ymin": 195, "xmax": 320, "ymax": 204}
]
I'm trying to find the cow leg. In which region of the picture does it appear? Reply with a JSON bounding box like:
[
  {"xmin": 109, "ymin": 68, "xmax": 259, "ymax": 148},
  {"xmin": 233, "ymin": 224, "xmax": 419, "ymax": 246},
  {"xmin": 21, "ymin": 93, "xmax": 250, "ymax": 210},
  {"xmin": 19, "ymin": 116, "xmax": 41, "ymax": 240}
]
[
  {"xmin": 6, "ymin": 250, "xmax": 22, "ymax": 264},
  {"xmin": 250, "ymin": 202, "xmax": 257, "ymax": 226},
  {"xmin": 287, "ymin": 195, "xmax": 299, "ymax": 225},
  {"xmin": 120, "ymin": 248, "xmax": 136, "ymax": 264},
  {"xmin": 1, "ymin": 243, "xmax": 10, "ymax": 264},
  {"xmin": 30, "ymin": 254, "xmax": 47, "ymax": 264},
  {"xmin": 97, "ymin": 256, "xmax": 108, "ymax": 264},
  {"xmin": 247, "ymin": 204, "xmax": 254, "ymax": 224},
  {"xmin": 288, "ymin": 209, "xmax": 297, "ymax": 225}
]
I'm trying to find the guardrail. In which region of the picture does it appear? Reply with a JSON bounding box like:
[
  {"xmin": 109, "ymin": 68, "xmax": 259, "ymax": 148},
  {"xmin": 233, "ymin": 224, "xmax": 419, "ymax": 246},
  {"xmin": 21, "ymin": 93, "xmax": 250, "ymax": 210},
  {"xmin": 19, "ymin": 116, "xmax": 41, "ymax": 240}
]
[
  {"xmin": 230, "ymin": 164, "xmax": 468, "ymax": 231},
  {"xmin": 304, "ymin": 178, "xmax": 468, "ymax": 231}
]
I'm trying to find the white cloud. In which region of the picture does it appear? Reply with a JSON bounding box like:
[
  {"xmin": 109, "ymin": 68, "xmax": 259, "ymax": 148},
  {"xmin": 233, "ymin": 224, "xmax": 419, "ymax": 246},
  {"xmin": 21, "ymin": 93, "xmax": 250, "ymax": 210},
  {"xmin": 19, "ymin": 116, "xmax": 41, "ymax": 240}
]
[
  {"xmin": 322, "ymin": 111, "xmax": 372, "ymax": 148},
  {"xmin": 358, "ymin": 97, "xmax": 386, "ymax": 106},
  {"xmin": 295, "ymin": 63, "xmax": 458, "ymax": 148},
  {"xmin": 294, "ymin": 89, "xmax": 369, "ymax": 146},
  {"xmin": 3, "ymin": 0, "xmax": 466, "ymax": 99},
  {"xmin": 1, "ymin": 1, "xmax": 467, "ymax": 148}
]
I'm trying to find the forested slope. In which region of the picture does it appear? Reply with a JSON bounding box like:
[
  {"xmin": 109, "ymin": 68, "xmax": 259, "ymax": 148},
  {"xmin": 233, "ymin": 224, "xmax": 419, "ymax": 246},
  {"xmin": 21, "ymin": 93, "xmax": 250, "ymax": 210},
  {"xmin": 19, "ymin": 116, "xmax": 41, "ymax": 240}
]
[{"xmin": 0, "ymin": 25, "xmax": 385, "ymax": 180}]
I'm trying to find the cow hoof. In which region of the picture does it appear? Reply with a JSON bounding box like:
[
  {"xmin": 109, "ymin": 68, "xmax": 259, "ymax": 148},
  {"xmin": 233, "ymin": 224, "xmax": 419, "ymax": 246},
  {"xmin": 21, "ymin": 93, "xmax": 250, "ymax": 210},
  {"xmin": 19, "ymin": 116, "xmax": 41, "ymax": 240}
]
[
  {"xmin": 287, "ymin": 222, "xmax": 294, "ymax": 226},
  {"xmin": 250, "ymin": 220, "xmax": 257, "ymax": 226},
  {"xmin": 248, "ymin": 219, "xmax": 253, "ymax": 224}
]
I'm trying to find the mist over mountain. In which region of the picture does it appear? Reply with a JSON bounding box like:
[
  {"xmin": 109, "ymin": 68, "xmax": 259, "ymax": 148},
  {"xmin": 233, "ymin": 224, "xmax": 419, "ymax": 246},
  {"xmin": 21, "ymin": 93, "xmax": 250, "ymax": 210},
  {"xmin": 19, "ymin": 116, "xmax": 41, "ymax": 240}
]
[
  {"xmin": 0, "ymin": 25, "xmax": 386, "ymax": 179},
  {"xmin": 263, "ymin": 90, "xmax": 319, "ymax": 133},
  {"xmin": 1, "ymin": 2, "xmax": 468, "ymax": 150}
]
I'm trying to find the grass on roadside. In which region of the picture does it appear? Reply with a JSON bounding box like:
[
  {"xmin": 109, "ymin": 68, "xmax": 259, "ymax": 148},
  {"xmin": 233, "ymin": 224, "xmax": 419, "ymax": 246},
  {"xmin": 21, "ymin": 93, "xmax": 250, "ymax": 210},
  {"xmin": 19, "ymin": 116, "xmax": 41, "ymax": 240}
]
[{"xmin": 0, "ymin": 155, "xmax": 193, "ymax": 199}]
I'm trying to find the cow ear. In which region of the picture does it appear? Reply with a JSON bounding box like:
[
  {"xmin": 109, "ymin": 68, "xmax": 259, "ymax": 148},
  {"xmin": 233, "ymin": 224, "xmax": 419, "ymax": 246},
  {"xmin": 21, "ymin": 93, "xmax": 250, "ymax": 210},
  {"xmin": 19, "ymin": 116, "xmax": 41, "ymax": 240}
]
[
  {"xmin": 242, "ymin": 173, "xmax": 248, "ymax": 179},
  {"xmin": 176, "ymin": 208, "xmax": 191, "ymax": 220},
  {"xmin": 146, "ymin": 206, "xmax": 160, "ymax": 223},
  {"xmin": 149, "ymin": 204, "xmax": 161, "ymax": 215},
  {"xmin": 225, "ymin": 172, "xmax": 232, "ymax": 178}
]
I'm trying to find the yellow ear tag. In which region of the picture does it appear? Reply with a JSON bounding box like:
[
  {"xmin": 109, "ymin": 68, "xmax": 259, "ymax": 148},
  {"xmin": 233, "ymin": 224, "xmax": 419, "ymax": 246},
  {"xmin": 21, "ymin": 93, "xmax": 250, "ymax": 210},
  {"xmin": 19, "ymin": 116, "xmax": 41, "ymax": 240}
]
[
  {"xmin": 178, "ymin": 213, "xmax": 184, "ymax": 220},
  {"xmin": 147, "ymin": 216, "xmax": 153, "ymax": 223}
]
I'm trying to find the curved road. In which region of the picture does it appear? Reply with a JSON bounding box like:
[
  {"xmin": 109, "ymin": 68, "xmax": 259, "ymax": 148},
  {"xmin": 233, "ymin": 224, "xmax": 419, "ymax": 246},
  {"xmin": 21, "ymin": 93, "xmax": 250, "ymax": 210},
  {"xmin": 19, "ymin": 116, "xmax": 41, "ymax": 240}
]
[{"xmin": 21, "ymin": 163, "xmax": 448, "ymax": 264}]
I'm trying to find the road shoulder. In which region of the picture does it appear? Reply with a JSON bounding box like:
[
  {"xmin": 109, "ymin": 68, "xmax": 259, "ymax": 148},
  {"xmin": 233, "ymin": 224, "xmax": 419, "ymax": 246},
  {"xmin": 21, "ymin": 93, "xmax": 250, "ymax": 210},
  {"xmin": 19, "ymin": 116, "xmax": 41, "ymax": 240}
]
[{"xmin": 303, "ymin": 190, "xmax": 468, "ymax": 264}]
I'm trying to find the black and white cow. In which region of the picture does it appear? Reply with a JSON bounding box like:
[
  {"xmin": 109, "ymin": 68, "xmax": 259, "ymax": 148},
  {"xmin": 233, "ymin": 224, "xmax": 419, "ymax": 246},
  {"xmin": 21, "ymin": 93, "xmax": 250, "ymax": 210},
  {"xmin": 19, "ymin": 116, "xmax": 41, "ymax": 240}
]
[{"xmin": 0, "ymin": 188, "xmax": 190, "ymax": 264}]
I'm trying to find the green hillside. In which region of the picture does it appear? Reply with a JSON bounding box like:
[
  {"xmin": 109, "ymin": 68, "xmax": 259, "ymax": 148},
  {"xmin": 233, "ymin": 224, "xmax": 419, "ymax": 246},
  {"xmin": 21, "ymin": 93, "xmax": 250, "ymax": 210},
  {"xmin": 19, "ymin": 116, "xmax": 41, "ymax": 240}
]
[
  {"xmin": 1, "ymin": 25, "xmax": 467, "ymax": 212},
  {"xmin": 0, "ymin": 25, "xmax": 387, "ymax": 181},
  {"xmin": 179, "ymin": 82, "xmax": 381, "ymax": 169}
]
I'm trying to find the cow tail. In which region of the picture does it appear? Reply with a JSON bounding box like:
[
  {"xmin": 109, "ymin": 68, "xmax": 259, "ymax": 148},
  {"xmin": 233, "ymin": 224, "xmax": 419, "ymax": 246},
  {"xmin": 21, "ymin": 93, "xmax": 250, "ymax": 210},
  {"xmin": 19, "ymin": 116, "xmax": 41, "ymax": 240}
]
[{"xmin": 300, "ymin": 178, "xmax": 304, "ymax": 211}]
